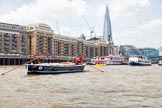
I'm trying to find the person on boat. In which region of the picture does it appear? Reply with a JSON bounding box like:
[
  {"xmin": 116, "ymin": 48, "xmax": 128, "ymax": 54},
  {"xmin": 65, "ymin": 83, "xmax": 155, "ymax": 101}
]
[
  {"xmin": 79, "ymin": 55, "xmax": 83, "ymax": 61},
  {"xmin": 36, "ymin": 55, "xmax": 41, "ymax": 63},
  {"xmin": 73, "ymin": 55, "xmax": 83, "ymax": 65},
  {"xmin": 73, "ymin": 57, "xmax": 76, "ymax": 63}
]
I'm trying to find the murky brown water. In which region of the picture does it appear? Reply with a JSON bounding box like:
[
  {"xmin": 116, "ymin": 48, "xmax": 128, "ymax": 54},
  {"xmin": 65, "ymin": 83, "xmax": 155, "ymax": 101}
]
[{"xmin": 0, "ymin": 65, "xmax": 162, "ymax": 108}]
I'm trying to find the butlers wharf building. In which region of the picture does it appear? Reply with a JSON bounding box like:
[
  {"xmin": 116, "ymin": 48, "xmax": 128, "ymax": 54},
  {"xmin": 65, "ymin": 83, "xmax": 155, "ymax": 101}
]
[{"xmin": 0, "ymin": 22, "xmax": 113, "ymax": 65}]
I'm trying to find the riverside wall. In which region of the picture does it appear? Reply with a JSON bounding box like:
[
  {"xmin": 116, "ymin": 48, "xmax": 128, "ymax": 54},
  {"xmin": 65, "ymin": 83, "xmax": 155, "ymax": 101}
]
[{"xmin": 0, "ymin": 55, "xmax": 90, "ymax": 65}]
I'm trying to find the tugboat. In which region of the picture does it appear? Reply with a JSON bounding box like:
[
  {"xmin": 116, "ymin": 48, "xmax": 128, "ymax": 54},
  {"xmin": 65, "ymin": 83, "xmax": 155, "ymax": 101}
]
[
  {"xmin": 26, "ymin": 62, "xmax": 85, "ymax": 74},
  {"xmin": 158, "ymin": 60, "xmax": 162, "ymax": 66},
  {"xmin": 128, "ymin": 55, "xmax": 151, "ymax": 66}
]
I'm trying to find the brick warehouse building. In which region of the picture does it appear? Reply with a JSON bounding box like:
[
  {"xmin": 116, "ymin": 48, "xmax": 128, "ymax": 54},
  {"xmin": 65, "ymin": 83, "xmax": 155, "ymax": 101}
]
[{"xmin": 0, "ymin": 22, "xmax": 113, "ymax": 60}]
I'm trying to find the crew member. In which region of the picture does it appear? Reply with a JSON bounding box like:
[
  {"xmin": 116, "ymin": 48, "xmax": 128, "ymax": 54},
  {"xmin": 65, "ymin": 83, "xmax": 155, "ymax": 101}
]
[
  {"xmin": 73, "ymin": 55, "xmax": 83, "ymax": 65},
  {"xmin": 73, "ymin": 57, "xmax": 77, "ymax": 63},
  {"xmin": 36, "ymin": 55, "xmax": 41, "ymax": 63},
  {"xmin": 79, "ymin": 55, "xmax": 83, "ymax": 61}
]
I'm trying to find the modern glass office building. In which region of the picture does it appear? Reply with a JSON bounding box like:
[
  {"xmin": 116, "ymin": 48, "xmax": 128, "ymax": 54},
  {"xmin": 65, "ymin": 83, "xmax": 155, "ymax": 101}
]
[
  {"xmin": 103, "ymin": 6, "xmax": 113, "ymax": 45},
  {"xmin": 139, "ymin": 48, "xmax": 159, "ymax": 57},
  {"xmin": 119, "ymin": 45, "xmax": 142, "ymax": 57}
]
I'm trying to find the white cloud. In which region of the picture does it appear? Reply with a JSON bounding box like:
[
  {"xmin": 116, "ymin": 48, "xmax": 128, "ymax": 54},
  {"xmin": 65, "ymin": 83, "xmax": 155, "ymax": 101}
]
[
  {"xmin": 114, "ymin": 18, "xmax": 162, "ymax": 48},
  {"xmin": 96, "ymin": 0, "xmax": 162, "ymax": 48},
  {"xmin": 0, "ymin": 0, "xmax": 161, "ymax": 48},
  {"xmin": 60, "ymin": 27, "xmax": 80, "ymax": 37},
  {"xmin": 97, "ymin": 0, "xmax": 150, "ymax": 21},
  {"xmin": 0, "ymin": 0, "xmax": 87, "ymax": 37}
]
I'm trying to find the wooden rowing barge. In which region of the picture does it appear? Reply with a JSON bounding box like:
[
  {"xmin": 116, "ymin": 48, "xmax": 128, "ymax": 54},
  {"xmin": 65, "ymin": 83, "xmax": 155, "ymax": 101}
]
[{"xmin": 26, "ymin": 62, "xmax": 85, "ymax": 74}]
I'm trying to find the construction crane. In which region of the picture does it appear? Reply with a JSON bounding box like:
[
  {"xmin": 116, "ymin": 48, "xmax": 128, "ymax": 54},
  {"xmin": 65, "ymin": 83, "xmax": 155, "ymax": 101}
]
[
  {"xmin": 82, "ymin": 15, "xmax": 96, "ymax": 38},
  {"xmin": 56, "ymin": 20, "xmax": 60, "ymax": 35}
]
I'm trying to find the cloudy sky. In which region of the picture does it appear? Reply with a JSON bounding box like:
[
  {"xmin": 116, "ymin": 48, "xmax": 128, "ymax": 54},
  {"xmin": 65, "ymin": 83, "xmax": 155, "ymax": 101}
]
[{"xmin": 0, "ymin": 0, "xmax": 162, "ymax": 48}]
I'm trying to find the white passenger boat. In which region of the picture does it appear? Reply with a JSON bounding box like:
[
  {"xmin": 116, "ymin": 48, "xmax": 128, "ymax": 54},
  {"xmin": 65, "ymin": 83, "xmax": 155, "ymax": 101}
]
[
  {"xmin": 26, "ymin": 62, "xmax": 85, "ymax": 74},
  {"xmin": 128, "ymin": 55, "xmax": 151, "ymax": 66},
  {"xmin": 158, "ymin": 60, "xmax": 162, "ymax": 66},
  {"xmin": 88, "ymin": 55, "xmax": 128, "ymax": 65}
]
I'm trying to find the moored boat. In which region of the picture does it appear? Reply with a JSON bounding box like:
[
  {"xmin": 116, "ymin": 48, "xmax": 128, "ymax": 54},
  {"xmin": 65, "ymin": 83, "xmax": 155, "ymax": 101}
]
[
  {"xmin": 26, "ymin": 62, "xmax": 85, "ymax": 74},
  {"xmin": 158, "ymin": 60, "xmax": 162, "ymax": 66},
  {"xmin": 128, "ymin": 55, "xmax": 151, "ymax": 66},
  {"xmin": 95, "ymin": 64, "xmax": 106, "ymax": 66},
  {"xmin": 88, "ymin": 55, "xmax": 127, "ymax": 65}
]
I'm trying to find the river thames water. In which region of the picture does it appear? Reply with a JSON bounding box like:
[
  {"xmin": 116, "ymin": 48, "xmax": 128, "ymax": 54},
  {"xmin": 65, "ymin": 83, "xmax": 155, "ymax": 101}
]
[{"xmin": 0, "ymin": 64, "xmax": 162, "ymax": 108}]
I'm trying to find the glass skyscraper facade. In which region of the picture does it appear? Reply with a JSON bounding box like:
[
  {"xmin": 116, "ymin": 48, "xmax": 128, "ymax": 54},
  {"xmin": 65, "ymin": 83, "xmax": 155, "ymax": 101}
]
[{"xmin": 103, "ymin": 6, "xmax": 113, "ymax": 45}]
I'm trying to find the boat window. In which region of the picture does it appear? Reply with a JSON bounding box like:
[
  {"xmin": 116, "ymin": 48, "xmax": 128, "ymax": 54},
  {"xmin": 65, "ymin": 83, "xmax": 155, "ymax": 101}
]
[{"xmin": 101, "ymin": 58, "xmax": 104, "ymax": 60}]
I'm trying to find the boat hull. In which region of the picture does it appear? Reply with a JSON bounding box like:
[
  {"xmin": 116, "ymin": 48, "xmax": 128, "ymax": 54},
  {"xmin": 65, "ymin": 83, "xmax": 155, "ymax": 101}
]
[
  {"xmin": 129, "ymin": 62, "xmax": 151, "ymax": 66},
  {"xmin": 158, "ymin": 61, "xmax": 162, "ymax": 66},
  {"xmin": 128, "ymin": 55, "xmax": 152, "ymax": 66},
  {"xmin": 26, "ymin": 64, "xmax": 85, "ymax": 74}
]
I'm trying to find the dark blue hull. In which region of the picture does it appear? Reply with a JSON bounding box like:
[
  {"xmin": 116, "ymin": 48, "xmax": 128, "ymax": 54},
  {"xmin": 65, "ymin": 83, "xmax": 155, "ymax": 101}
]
[
  {"xmin": 26, "ymin": 64, "xmax": 85, "ymax": 74},
  {"xmin": 129, "ymin": 62, "xmax": 151, "ymax": 66}
]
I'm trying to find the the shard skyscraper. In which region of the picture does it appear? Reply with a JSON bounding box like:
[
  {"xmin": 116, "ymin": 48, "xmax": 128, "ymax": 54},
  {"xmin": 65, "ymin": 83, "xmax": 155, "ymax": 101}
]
[{"xmin": 103, "ymin": 6, "xmax": 113, "ymax": 45}]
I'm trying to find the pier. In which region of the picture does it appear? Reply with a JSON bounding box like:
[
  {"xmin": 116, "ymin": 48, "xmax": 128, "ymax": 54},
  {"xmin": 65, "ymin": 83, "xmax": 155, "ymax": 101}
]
[{"xmin": 0, "ymin": 54, "xmax": 90, "ymax": 65}]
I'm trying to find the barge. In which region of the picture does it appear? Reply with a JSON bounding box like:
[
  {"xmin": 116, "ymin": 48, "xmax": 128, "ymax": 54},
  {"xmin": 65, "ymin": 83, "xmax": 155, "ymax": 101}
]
[{"xmin": 26, "ymin": 62, "xmax": 85, "ymax": 74}]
